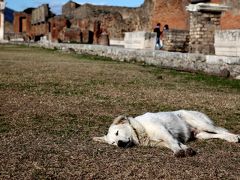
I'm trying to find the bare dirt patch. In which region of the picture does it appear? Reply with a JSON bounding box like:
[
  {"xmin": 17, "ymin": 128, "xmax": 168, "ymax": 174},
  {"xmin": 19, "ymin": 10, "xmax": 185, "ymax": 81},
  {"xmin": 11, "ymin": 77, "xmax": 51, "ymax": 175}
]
[{"xmin": 0, "ymin": 44, "xmax": 239, "ymax": 179}]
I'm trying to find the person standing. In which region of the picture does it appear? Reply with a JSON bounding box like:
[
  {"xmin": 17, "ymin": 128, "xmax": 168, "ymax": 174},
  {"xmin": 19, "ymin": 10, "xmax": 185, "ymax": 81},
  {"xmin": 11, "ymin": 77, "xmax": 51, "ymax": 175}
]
[
  {"xmin": 154, "ymin": 23, "xmax": 162, "ymax": 49},
  {"xmin": 161, "ymin": 24, "xmax": 169, "ymax": 49},
  {"xmin": 163, "ymin": 24, "xmax": 169, "ymax": 33}
]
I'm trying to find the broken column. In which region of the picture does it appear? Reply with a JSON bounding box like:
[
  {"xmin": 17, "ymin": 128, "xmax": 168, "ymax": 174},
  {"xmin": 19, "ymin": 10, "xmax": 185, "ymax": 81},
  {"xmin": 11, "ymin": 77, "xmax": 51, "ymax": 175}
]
[
  {"xmin": 186, "ymin": 2, "xmax": 229, "ymax": 54},
  {"xmin": 0, "ymin": 0, "xmax": 5, "ymax": 41}
]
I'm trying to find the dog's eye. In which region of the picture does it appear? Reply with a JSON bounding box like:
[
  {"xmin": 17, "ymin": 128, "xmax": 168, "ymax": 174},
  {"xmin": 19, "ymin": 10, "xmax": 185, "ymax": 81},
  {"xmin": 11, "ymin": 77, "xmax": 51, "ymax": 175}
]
[{"xmin": 115, "ymin": 131, "xmax": 119, "ymax": 136}]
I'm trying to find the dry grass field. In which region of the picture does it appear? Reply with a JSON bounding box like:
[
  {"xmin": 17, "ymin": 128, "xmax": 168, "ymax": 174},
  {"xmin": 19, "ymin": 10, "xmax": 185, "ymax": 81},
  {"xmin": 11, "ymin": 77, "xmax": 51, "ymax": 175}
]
[{"xmin": 0, "ymin": 44, "xmax": 240, "ymax": 179}]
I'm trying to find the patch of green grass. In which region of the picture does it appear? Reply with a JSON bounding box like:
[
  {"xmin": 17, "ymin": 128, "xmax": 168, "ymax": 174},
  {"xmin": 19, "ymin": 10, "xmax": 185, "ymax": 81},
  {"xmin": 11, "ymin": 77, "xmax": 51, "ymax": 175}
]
[
  {"xmin": 97, "ymin": 115, "xmax": 112, "ymax": 122},
  {"xmin": 0, "ymin": 82, "xmax": 88, "ymax": 96},
  {"xmin": 223, "ymin": 114, "xmax": 240, "ymax": 131},
  {"xmin": 38, "ymin": 46, "xmax": 59, "ymax": 53},
  {"xmin": 31, "ymin": 169, "xmax": 48, "ymax": 180},
  {"xmin": 0, "ymin": 44, "xmax": 28, "ymax": 51},
  {"xmin": 194, "ymin": 75, "xmax": 237, "ymax": 89},
  {"xmin": 72, "ymin": 53, "xmax": 117, "ymax": 63},
  {"xmin": 0, "ymin": 122, "xmax": 11, "ymax": 133},
  {"xmin": 0, "ymin": 116, "xmax": 11, "ymax": 133},
  {"xmin": 32, "ymin": 113, "xmax": 81, "ymax": 138},
  {"xmin": 183, "ymin": 72, "xmax": 240, "ymax": 89},
  {"xmin": 144, "ymin": 65, "xmax": 240, "ymax": 90}
]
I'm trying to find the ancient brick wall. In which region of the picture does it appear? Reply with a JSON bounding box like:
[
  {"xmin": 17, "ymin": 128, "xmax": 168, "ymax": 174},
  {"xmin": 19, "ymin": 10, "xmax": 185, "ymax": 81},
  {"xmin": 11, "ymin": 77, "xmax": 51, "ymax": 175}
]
[
  {"xmin": 220, "ymin": 0, "xmax": 240, "ymax": 29},
  {"xmin": 31, "ymin": 23, "xmax": 49, "ymax": 37},
  {"xmin": 151, "ymin": 0, "xmax": 191, "ymax": 30},
  {"xmin": 13, "ymin": 12, "xmax": 31, "ymax": 35},
  {"xmin": 49, "ymin": 16, "xmax": 67, "ymax": 42},
  {"xmin": 163, "ymin": 29, "xmax": 189, "ymax": 52},
  {"xmin": 4, "ymin": 21, "xmax": 13, "ymax": 34},
  {"xmin": 72, "ymin": 19, "xmax": 93, "ymax": 43},
  {"xmin": 13, "ymin": 5, "xmax": 53, "ymax": 40},
  {"xmin": 150, "ymin": 0, "xmax": 240, "ymax": 31},
  {"xmin": 221, "ymin": 12, "xmax": 240, "ymax": 29},
  {"xmin": 62, "ymin": 1, "xmax": 80, "ymax": 18},
  {"xmin": 65, "ymin": 3, "xmax": 140, "ymax": 40},
  {"xmin": 63, "ymin": 28, "xmax": 81, "ymax": 42},
  {"xmin": 210, "ymin": 0, "xmax": 240, "ymax": 29}
]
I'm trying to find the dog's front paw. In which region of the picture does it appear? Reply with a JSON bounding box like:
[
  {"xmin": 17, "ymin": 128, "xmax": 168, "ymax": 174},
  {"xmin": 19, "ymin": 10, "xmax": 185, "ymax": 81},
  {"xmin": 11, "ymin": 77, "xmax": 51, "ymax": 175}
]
[
  {"xmin": 174, "ymin": 150, "xmax": 186, "ymax": 158},
  {"xmin": 185, "ymin": 148, "xmax": 197, "ymax": 156}
]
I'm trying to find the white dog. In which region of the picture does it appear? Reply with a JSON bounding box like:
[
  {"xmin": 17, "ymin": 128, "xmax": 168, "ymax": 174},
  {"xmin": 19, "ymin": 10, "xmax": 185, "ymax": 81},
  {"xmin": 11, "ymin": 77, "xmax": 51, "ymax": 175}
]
[{"xmin": 93, "ymin": 110, "xmax": 239, "ymax": 157}]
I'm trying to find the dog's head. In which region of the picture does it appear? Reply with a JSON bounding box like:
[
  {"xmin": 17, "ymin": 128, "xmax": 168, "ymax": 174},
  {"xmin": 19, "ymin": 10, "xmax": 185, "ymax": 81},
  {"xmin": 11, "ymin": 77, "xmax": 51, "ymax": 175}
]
[{"xmin": 93, "ymin": 116, "xmax": 139, "ymax": 148}]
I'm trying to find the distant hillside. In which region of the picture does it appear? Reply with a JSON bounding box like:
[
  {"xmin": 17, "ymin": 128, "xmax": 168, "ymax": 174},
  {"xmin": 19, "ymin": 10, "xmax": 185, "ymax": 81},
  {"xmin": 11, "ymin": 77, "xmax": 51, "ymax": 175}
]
[{"xmin": 5, "ymin": 7, "xmax": 14, "ymax": 23}]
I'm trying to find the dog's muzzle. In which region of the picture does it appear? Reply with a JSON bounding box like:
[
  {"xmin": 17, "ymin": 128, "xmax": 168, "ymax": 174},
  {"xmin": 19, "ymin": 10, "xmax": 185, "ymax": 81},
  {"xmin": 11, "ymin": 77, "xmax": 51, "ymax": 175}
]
[{"xmin": 117, "ymin": 140, "xmax": 134, "ymax": 148}]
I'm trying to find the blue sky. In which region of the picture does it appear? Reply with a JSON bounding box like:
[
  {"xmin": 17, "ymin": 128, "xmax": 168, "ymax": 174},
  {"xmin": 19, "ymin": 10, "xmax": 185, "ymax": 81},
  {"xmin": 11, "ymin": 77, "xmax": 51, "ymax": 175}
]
[{"xmin": 5, "ymin": 0, "xmax": 144, "ymax": 14}]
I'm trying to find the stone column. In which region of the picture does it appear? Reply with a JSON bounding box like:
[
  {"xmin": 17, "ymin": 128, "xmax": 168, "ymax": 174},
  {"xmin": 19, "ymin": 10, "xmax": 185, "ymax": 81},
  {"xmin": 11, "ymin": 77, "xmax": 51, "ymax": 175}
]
[
  {"xmin": 186, "ymin": 3, "xmax": 228, "ymax": 54},
  {"xmin": 0, "ymin": 0, "xmax": 5, "ymax": 41}
]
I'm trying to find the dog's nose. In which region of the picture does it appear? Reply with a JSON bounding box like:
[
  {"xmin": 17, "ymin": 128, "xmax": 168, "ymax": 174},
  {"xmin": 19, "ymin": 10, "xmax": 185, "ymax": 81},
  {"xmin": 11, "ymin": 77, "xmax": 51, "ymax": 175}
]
[
  {"xmin": 117, "ymin": 140, "xmax": 129, "ymax": 148},
  {"xmin": 117, "ymin": 140, "xmax": 133, "ymax": 148}
]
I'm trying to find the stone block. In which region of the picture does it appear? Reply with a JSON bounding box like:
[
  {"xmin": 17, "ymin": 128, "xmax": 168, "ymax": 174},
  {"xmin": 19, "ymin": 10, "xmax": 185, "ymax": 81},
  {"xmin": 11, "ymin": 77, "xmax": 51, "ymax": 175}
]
[
  {"xmin": 110, "ymin": 39, "xmax": 125, "ymax": 47},
  {"xmin": 215, "ymin": 30, "xmax": 240, "ymax": 57},
  {"xmin": 186, "ymin": 3, "xmax": 229, "ymax": 12},
  {"xmin": 206, "ymin": 55, "xmax": 240, "ymax": 65},
  {"xmin": 124, "ymin": 31, "xmax": 156, "ymax": 50}
]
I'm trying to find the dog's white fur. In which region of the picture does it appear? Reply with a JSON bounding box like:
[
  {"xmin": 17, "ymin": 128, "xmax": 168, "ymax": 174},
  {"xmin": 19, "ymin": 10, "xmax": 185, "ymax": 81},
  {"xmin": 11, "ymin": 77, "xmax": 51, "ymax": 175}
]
[{"xmin": 93, "ymin": 110, "xmax": 239, "ymax": 157}]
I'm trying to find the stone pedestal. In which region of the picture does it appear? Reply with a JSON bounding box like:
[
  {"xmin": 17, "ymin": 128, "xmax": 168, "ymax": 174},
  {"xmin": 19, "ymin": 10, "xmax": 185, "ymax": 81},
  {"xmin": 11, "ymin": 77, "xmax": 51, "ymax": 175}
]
[
  {"xmin": 186, "ymin": 3, "xmax": 229, "ymax": 55},
  {"xmin": 124, "ymin": 31, "xmax": 156, "ymax": 50},
  {"xmin": 0, "ymin": 1, "xmax": 5, "ymax": 41},
  {"xmin": 215, "ymin": 30, "xmax": 240, "ymax": 57}
]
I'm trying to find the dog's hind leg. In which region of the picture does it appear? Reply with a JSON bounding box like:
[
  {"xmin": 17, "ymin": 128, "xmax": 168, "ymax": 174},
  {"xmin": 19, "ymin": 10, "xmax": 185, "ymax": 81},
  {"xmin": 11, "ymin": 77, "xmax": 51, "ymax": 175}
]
[
  {"xmin": 196, "ymin": 131, "xmax": 240, "ymax": 143},
  {"xmin": 158, "ymin": 140, "xmax": 196, "ymax": 157},
  {"xmin": 180, "ymin": 111, "xmax": 239, "ymax": 143},
  {"xmin": 155, "ymin": 127, "xmax": 196, "ymax": 157},
  {"xmin": 193, "ymin": 123, "xmax": 239, "ymax": 143}
]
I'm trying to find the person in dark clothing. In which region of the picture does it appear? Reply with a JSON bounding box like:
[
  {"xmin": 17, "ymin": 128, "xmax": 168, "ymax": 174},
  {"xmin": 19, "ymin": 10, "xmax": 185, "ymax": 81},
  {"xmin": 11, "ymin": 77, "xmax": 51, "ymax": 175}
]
[
  {"xmin": 162, "ymin": 24, "xmax": 169, "ymax": 38},
  {"xmin": 154, "ymin": 23, "xmax": 162, "ymax": 49},
  {"xmin": 163, "ymin": 24, "xmax": 169, "ymax": 32}
]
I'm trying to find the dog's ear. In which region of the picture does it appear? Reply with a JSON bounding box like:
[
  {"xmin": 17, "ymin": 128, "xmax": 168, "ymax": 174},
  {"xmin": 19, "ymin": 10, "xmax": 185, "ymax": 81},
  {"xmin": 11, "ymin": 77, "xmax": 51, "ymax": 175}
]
[
  {"xmin": 93, "ymin": 136, "xmax": 107, "ymax": 143},
  {"xmin": 112, "ymin": 115, "xmax": 127, "ymax": 125}
]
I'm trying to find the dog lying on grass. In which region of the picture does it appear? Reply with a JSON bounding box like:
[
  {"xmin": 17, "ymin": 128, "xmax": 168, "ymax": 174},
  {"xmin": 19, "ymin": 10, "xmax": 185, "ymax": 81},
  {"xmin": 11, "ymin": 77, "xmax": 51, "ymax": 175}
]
[{"xmin": 93, "ymin": 110, "xmax": 239, "ymax": 157}]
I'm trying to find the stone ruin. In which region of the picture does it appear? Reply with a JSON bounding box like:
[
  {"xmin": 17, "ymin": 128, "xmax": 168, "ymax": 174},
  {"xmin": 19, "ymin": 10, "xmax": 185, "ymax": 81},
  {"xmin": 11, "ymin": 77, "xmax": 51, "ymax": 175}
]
[
  {"xmin": 12, "ymin": 1, "xmax": 154, "ymax": 44},
  {"xmin": 1, "ymin": 0, "xmax": 240, "ymax": 56},
  {"xmin": 1, "ymin": 0, "xmax": 240, "ymax": 78}
]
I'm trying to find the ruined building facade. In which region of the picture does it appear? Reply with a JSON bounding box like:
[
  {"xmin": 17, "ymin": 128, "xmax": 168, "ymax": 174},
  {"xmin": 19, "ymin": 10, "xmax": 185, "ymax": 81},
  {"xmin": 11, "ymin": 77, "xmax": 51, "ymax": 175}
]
[
  {"xmin": 50, "ymin": 0, "xmax": 156, "ymax": 43},
  {"xmin": 56, "ymin": 0, "xmax": 190, "ymax": 42},
  {"xmin": 11, "ymin": 0, "xmax": 240, "ymax": 43},
  {"xmin": 13, "ymin": 4, "xmax": 54, "ymax": 41}
]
